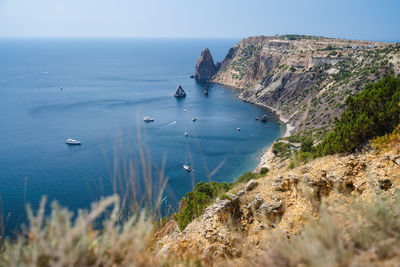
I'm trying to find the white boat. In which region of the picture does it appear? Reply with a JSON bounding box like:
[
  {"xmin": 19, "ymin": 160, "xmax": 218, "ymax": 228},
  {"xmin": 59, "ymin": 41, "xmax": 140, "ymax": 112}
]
[
  {"xmin": 183, "ymin": 109, "xmax": 187, "ymax": 112},
  {"xmin": 66, "ymin": 138, "xmax": 81, "ymax": 145},
  {"xmin": 184, "ymin": 132, "xmax": 189, "ymax": 136},
  {"xmin": 183, "ymin": 153, "xmax": 192, "ymax": 172},
  {"xmin": 183, "ymin": 165, "xmax": 192, "ymax": 172},
  {"xmin": 143, "ymin": 117, "xmax": 155, "ymax": 122},
  {"xmin": 237, "ymin": 128, "xmax": 241, "ymax": 132},
  {"xmin": 192, "ymin": 117, "xmax": 197, "ymax": 121}
]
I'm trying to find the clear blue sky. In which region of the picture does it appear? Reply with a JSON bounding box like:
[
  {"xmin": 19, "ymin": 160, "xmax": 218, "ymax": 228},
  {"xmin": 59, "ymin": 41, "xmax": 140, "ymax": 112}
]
[{"xmin": 0, "ymin": 0, "xmax": 399, "ymax": 41}]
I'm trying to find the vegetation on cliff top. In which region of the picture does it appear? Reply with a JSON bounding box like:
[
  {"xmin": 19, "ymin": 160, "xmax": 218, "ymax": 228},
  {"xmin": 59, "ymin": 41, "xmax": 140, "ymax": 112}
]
[
  {"xmin": 278, "ymin": 74, "xmax": 400, "ymax": 169},
  {"xmin": 319, "ymin": 74, "xmax": 400, "ymax": 155},
  {"xmin": 174, "ymin": 171, "xmax": 262, "ymax": 231},
  {"xmin": 174, "ymin": 181, "xmax": 231, "ymax": 231}
]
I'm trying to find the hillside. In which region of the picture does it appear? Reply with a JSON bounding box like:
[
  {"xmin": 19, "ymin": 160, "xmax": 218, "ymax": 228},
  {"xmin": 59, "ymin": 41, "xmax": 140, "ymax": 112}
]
[
  {"xmin": 155, "ymin": 74, "xmax": 400, "ymax": 265},
  {"xmin": 198, "ymin": 35, "xmax": 400, "ymax": 136},
  {"xmin": 156, "ymin": 134, "xmax": 400, "ymax": 266}
]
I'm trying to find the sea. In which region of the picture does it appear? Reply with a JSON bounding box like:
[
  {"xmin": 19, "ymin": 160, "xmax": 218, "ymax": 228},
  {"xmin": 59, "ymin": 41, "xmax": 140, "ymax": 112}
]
[{"xmin": 0, "ymin": 38, "xmax": 285, "ymax": 235}]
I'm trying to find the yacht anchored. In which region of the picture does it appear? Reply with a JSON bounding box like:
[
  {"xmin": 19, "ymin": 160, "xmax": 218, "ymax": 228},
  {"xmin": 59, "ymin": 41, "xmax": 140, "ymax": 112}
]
[
  {"xmin": 143, "ymin": 117, "xmax": 155, "ymax": 122},
  {"xmin": 192, "ymin": 117, "xmax": 197, "ymax": 121},
  {"xmin": 183, "ymin": 153, "xmax": 192, "ymax": 172},
  {"xmin": 184, "ymin": 132, "xmax": 189, "ymax": 136},
  {"xmin": 66, "ymin": 138, "xmax": 81, "ymax": 145},
  {"xmin": 183, "ymin": 164, "xmax": 192, "ymax": 172}
]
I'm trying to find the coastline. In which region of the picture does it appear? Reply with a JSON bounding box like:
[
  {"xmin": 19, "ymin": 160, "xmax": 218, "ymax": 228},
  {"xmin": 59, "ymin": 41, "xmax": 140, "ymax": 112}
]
[
  {"xmin": 254, "ymin": 121, "xmax": 293, "ymax": 172},
  {"xmin": 241, "ymin": 97, "xmax": 295, "ymax": 172},
  {"xmin": 210, "ymin": 82, "xmax": 295, "ymax": 173}
]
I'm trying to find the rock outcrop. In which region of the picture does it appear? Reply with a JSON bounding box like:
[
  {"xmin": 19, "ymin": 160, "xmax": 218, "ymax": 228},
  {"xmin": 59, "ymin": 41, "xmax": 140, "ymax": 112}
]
[
  {"xmin": 174, "ymin": 84, "xmax": 186, "ymax": 97},
  {"xmin": 155, "ymin": 144, "xmax": 400, "ymax": 263},
  {"xmin": 194, "ymin": 48, "xmax": 218, "ymax": 80}
]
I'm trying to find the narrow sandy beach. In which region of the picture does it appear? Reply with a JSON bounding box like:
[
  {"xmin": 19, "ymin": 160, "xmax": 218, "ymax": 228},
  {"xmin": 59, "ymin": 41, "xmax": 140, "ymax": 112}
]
[{"xmin": 254, "ymin": 121, "xmax": 294, "ymax": 172}]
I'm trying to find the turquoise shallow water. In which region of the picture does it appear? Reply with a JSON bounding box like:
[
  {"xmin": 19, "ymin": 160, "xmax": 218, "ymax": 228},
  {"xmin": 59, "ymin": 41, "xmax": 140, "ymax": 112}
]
[{"xmin": 0, "ymin": 38, "xmax": 285, "ymax": 234}]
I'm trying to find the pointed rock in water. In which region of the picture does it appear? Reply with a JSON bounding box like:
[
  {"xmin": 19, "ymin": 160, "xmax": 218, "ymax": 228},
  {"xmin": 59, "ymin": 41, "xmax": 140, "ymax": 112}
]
[
  {"xmin": 174, "ymin": 85, "xmax": 186, "ymax": 97},
  {"xmin": 194, "ymin": 48, "xmax": 218, "ymax": 80}
]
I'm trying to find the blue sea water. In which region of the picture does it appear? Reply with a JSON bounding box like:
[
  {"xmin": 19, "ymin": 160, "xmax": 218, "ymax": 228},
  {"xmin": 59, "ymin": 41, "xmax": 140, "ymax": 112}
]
[{"xmin": 0, "ymin": 38, "xmax": 285, "ymax": 234}]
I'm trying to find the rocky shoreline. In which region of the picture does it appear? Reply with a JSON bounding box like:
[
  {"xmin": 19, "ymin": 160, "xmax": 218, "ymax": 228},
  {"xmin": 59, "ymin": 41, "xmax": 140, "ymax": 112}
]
[{"xmin": 237, "ymin": 91, "xmax": 295, "ymax": 173}]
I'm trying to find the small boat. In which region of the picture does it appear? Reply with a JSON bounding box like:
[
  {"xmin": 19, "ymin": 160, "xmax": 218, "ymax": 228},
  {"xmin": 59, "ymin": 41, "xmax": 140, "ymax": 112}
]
[
  {"xmin": 265, "ymin": 125, "xmax": 269, "ymax": 128},
  {"xmin": 183, "ymin": 165, "xmax": 192, "ymax": 172},
  {"xmin": 237, "ymin": 128, "xmax": 241, "ymax": 132},
  {"xmin": 183, "ymin": 109, "xmax": 187, "ymax": 112},
  {"xmin": 192, "ymin": 117, "xmax": 197, "ymax": 121},
  {"xmin": 261, "ymin": 114, "xmax": 268, "ymax": 122},
  {"xmin": 66, "ymin": 138, "xmax": 81, "ymax": 145},
  {"xmin": 183, "ymin": 153, "xmax": 192, "ymax": 172},
  {"xmin": 255, "ymin": 117, "xmax": 259, "ymax": 121},
  {"xmin": 59, "ymin": 87, "xmax": 63, "ymax": 90},
  {"xmin": 143, "ymin": 117, "xmax": 155, "ymax": 122},
  {"xmin": 204, "ymin": 85, "xmax": 209, "ymax": 95},
  {"xmin": 184, "ymin": 132, "xmax": 189, "ymax": 136}
]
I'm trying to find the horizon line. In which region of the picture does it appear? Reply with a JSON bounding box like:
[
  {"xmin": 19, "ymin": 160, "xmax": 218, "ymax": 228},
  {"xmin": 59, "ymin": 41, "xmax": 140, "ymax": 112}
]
[{"xmin": 0, "ymin": 35, "xmax": 398, "ymax": 43}]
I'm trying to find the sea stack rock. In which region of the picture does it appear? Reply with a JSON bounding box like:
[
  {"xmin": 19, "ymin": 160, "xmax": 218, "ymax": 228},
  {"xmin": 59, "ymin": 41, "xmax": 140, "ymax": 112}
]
[
  {"xmin": 194, "ymin": 48, "xmax": 218, "ymax": 80},
  {"xmin": 174, "ymin": 85, "xmax": 186, "ymax": 97}
]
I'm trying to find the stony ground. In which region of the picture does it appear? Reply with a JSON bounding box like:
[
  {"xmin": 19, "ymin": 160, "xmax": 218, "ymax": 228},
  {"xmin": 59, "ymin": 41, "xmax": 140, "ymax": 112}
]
[{"xmin": 155, "ymin": 145, "xmax": 400, "ymax": 265}]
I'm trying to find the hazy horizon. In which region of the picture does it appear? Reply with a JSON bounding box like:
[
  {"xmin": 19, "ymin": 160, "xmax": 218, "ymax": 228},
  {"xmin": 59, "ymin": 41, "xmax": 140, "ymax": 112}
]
[
  {"xmin": 0, "ymin": 0, "xmax": 399, "ymax": 41},
  {"xmin": 0, "ymin": 36, "xmax": 398, "ymax": 43}
]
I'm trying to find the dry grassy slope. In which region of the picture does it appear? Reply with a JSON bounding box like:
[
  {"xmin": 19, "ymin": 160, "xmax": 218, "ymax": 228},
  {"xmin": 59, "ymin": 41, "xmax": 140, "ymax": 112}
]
[
  {"xmin": 212, "ymin": 35, "xmax": 400, "ymax": 136},
  {"xmin": 156, "ymin": 144, "xmax": 400, "ymax": 264}
]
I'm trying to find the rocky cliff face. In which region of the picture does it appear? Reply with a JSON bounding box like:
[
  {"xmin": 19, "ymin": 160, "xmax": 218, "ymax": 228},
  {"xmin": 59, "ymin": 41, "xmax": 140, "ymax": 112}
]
[
  {"xmin": 194, "ymin": 48, "xmax": 218, "ymax": 80},
  {"xmin": 156, "ymin": 144, "xmax": 400, "ymax": 264},
  {"xmin": 209, "ymin": 35, "xmax": 400, "ymax": 136}
]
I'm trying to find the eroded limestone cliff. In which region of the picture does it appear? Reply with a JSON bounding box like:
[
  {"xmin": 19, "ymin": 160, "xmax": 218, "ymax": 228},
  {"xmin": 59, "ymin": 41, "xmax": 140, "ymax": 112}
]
[
  {"xmin": 200, "ymin": 36, "xmax": 400, "ymax": 136},
  {"xmin": 156, "ymin": 144, "xmax": 400, "ymax": 265}
]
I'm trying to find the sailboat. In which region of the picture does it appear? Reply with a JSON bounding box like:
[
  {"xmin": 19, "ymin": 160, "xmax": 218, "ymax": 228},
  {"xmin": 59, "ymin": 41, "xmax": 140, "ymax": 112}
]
[{"xmin": 183, "ymin": 153, "xmax": 192, "ymax": 172}]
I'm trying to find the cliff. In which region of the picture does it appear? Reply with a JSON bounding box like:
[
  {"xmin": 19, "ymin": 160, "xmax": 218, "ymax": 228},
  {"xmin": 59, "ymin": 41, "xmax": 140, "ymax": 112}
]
[
  {"xmin": 205, "ymin": 35, "xmax": 400, "ymax": 136},
  {"xmin": 194, "ymin": 48, "xmax": 218, "ymax": 80},
  {"xmin": 156, "ymin": 140, "xmax": 400, "ymax": 265}
]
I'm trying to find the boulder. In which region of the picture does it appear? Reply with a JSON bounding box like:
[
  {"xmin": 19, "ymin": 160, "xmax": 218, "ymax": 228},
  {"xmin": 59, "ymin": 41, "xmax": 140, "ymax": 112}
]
[
  {"xmin": 245, "ymin": 179, "xmax": 259, "ymax": 191},
  {"xmin": 247, "ymin": 194, "xmax": 264, "ymax": 211},
  {"xmin": 213, "ymin": 194, "xmax": 241, "ymax": 221},
  {"xmin": 272, "ymin": 175, "xmax": 291, "ymax": 191}
]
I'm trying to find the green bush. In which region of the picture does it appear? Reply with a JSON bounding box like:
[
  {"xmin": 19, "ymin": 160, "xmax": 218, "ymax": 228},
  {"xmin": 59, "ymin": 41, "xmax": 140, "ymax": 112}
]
[
  {"xmin": 174, "ymin": 181, "xmax": 231, "ymax": 231},
  {"xmin": 259, "ymin": 167, "xmax": 269, "ymax": 175},
  {"xmin": 319, "ymin": 75, "xmax": 400, "ymax": 154},
  {"xmin": 300, "ymin": 137, "xmax": 314, "ymax": 152},
  {"xmin": 236, "ymin": 172, "xmax": 259, "ymax": 184},
  {"xmin": 220, "ymin": 192, "xmax": 233, "ymax": 200},
  {"xmin": 272, "ymin": 142, "xmax": 291, "ymax": 158}
]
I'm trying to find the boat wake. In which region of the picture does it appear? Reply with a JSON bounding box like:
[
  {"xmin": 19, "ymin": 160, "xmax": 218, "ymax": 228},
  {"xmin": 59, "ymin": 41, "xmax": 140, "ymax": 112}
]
[
  {"xmin": 167, "ymin": 120, "xmax": 177, "ymax": 126},
  {"xmin": 0, "ymin": 72, "xmax": 48, "ymax": 85}
]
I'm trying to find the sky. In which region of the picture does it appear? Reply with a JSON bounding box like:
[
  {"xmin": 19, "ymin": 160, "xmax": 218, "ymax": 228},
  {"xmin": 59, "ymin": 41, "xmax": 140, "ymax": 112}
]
[{"xmin": 0, "ymin": 0, "xmax": 399, "ymax": 41}]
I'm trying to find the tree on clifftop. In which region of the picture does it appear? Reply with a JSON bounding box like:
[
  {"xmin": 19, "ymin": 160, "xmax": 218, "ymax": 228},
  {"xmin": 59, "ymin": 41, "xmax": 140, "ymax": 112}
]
[{"xmin": 320, "ymin": 74, "xmax": 400, "ymax": 154}]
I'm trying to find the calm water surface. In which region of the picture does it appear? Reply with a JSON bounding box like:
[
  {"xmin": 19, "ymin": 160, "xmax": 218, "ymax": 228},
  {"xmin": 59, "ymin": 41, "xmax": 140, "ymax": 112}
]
[{"xmin": 0, "ymin": 38, "xmax": 285, "ymax": 234}]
